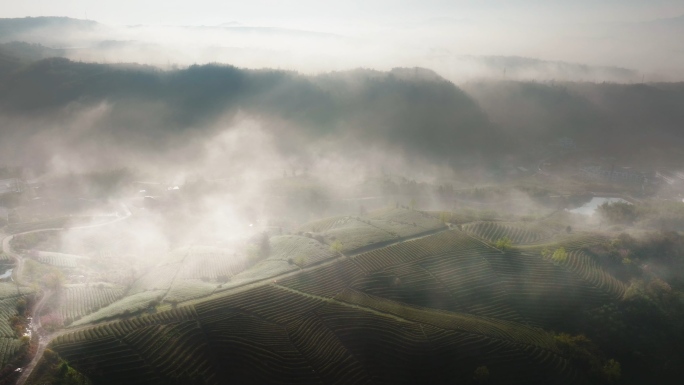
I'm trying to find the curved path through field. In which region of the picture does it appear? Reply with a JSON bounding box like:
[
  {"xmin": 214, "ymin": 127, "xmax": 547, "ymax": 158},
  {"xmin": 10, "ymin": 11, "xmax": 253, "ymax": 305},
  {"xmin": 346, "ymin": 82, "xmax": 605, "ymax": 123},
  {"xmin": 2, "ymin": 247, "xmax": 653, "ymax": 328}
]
[{"xmin": 1, "ymin": 203, "xmax": 131, "ymax": 385}]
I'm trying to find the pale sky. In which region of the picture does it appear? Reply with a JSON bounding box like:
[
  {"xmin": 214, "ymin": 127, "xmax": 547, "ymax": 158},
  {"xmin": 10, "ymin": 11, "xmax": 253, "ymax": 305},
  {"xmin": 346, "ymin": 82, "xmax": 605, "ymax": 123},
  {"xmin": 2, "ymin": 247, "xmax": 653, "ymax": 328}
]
[
  {"xmin": 3, "ymin": 0, "xmax": 684, "ymax": 29},
  {"xmin": 2, "ymin": 0, "xmax": 684, "ymax": 80}
]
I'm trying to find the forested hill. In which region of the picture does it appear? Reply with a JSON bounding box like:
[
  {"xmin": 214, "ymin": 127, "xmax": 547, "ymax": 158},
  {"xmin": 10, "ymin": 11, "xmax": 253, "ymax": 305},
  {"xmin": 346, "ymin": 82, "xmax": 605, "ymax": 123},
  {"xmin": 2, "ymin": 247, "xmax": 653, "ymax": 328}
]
[
  {"xmin": 0, "ymin": 42, "xmax": 64, "ymax": 79},
  {"xmin": 0, "ymin": 57, "xmax": 502, "ymax": 166},
  {"xmin": 2, "ymin": 52, "xmax": 684, "ymax": 168},
  {"xmin": 463, "ymin": 80, "xmax": 684, "ymax": 160}
]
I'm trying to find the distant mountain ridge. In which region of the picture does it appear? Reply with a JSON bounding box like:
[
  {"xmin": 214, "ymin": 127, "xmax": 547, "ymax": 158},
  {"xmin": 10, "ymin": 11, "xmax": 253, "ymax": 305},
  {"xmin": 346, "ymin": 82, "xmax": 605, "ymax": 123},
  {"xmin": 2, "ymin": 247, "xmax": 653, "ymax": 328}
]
[
  {"xmin": 0, "ymin": 58, "xmax": 503, "ymax": 170},
  {"xmin": 0, "ymin": 16, "xmax": 98, "ymax": 41},
  {"xmin": 0, "ymin": 16, "xmax": 648, "ymax": 83},
  {"xmin": 455, "ymin": 55, "xmax": 638, "ymax": 81},
  {"xmin": 0, "ymin": 41, "xmax": 64, "ymax": 79},
  {"xmin": 0, "ymin": 54, "xmax": 683, "ymax": 171}
]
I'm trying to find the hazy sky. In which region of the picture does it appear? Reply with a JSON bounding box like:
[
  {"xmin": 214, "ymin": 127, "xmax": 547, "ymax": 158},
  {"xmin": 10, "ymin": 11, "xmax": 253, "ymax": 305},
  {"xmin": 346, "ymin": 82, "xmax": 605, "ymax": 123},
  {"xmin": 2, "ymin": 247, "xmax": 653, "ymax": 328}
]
[
  {"xmin": 4, "ymin": 0, "xmax": 684, "ymax": 28},
  {"xmin": 3, "ymin": 1, "xmax": 684, "ymax": 80}
]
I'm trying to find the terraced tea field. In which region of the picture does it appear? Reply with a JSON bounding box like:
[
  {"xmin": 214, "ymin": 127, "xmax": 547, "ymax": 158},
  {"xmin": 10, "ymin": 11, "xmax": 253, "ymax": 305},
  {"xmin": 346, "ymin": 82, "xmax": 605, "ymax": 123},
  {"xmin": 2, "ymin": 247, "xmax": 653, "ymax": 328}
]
[
  {"xmin": 0, "ymin": 297, "xmax": 24, "ymax": 338},
  {"xmin": 296, "ymin": 208, "xmax": 446, "ymax": 253},
  {"xmin": 462, "ymin": 221, "xmax": 552, "ymax": 244},
  {"xmin": 367, "ymin": 207, "xmax": 445, "ymax": 229},
  {"xmin": 0, "ymin": 337, "xmax": 21, "ymax": 369},
  {"xmin": 57, "ymin": 284, "xmax": 126, "ymax": 324},
  {"xmin": 312, "ymin": 217, "xmax": 394, "ymax": 252},
  {"xmin": 128, "ymin": 263, "xmax": 181, "ymax": 295},
  {"xmin": 281, "ymin": 230, "xmax": 624, "ymax": 328},
  {"xmin": 37, "ymin": 225, "xmax": 631, "ymax": 384},
  {"xmin": 175, "ymin": 246, "xmax": 247, "ymax": 281},
  {"xmin": 226, "ymin": 260, "xmax": 297, "ymax": 286},
  {"xmin": 33, "ymin": 251, "xmax": 85, "ymax": 268},
  {"xmin": 530, "ymin": 232, "xmax": 610, "ymax": 252},
  {"xmin": 297, "ymin": 215, "xmax": 347, "ymax": 233},
  {"xmin": 266, "ymin": 235, "xmax": 335, "ymax": 264},
  {"xmin": 71, "ymin": 290, "xmax": 166, "ymax": 326},
  {"xmin": 0, "ymin": 282, "xmax": 33, "ymax": 371},
  {"xmin": 49, "ymin": 283, "xmax": 585, "ymax": 385},
  {"xmin": 163, "ymin": 279, "xmax": 217, "ymax": 303}
]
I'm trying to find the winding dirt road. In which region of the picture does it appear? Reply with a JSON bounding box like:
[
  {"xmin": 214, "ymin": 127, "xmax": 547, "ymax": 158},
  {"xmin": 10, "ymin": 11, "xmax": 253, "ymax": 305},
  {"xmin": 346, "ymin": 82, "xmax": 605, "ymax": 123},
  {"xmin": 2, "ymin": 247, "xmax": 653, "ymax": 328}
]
[{"xmin": 1, "ymin": 203, "xmax": 131, "ymax": 385}]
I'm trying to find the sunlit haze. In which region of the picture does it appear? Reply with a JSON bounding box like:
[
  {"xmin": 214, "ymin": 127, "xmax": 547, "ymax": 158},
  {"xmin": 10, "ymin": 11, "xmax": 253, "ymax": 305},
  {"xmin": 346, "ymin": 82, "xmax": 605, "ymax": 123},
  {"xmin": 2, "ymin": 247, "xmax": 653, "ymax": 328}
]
[
  {"xmin": 2, "ymin": 1, "xmax": 684, "ymax": 79},
  {"xmin": 1, "ymin": 2, "xmax": 684, "ymax": 385}
]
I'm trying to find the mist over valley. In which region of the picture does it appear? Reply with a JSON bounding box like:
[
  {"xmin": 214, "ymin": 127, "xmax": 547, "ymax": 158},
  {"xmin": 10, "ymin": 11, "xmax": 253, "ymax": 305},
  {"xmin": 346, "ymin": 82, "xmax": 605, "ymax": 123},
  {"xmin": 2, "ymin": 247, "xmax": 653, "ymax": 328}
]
[{"xmin": 0, "ymin": 6, "xmax": 684, "ymax": 385}]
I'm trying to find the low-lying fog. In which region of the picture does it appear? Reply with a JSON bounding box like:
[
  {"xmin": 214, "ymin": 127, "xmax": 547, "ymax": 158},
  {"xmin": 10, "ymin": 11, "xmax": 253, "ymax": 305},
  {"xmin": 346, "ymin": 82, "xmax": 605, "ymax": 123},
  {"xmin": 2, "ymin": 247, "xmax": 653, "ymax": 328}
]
[{"xmin": 2, "ymin": 1, "xmax": 684, "ymax": 274}]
